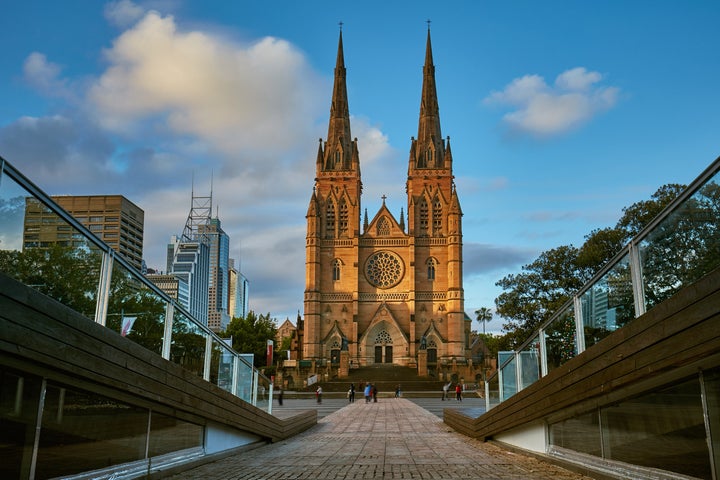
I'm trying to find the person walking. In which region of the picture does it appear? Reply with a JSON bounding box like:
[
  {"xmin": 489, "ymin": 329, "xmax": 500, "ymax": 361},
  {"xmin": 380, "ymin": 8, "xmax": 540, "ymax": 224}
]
[
  {"xmin": 348, "ymin": 383, "xmax": 355, "ymax": 403},
  {"xmin": 442, "ymin": 382, "xmax": 451, "ymax": 401},
  {"xmin": 455, "ymin": 383, "xmax": 462, "ymax": 402},
  {"xmin": 316, "ymin": 385, "xmax": 323, "ymax": 404},
  {"xmin": 278, "ymin": 387, "xmax": 283, "ymax": 406},
  {"xmin": 364, "ymin": 382, "xmax": 372, "ymax": 403},
  {"xmin": 395, "ymin": 384, "xmax": 401, "ymax": 398},
  {"xmin": 372, "ymin": 384, "xmax": 378, "ymax": 403}
]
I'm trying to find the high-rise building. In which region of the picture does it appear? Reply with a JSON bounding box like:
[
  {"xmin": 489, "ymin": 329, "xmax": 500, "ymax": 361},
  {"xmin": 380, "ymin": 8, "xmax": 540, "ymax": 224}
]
[
  {"xmin": 23, "ymin": 195, "xmax": 144, "ymax": 270},
  {"xmin": 201, "ymin": 218, "xmax": 231, "ymax": 332},
  {"xmin": 167, "ymin": 235, "xmax": 210, "ymax": 325},
  {"xmin": 166, "ymin": 189, "xmax": 214, "ymax": 327},
  {"xmin": 303, "ymin": 30, "xmax": 467, "ymax": 371},
  {"xmin": 145, "ymin": 273, "xmax": 189, "ymax": 307},
  {"xmin": 228, "ymin": 258, "xmax": 250, "ymax": 320}
]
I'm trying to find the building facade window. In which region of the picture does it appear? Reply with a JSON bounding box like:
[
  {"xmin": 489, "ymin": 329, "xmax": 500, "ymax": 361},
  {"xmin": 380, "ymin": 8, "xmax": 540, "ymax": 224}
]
[
  {"xmin": 377, "ymin": 216, "xmax": 390, "ymax": 236},
  {"xmin": 333, "ymin": 259, "xmax": 341, "ymax": 281},
  {"xmin": 427, "ymin": 258, "xmax": 436, "ymax": 281}
]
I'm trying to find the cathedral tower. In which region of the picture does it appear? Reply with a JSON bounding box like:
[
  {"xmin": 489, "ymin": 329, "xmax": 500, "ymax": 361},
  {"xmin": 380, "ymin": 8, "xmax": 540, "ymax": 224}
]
[{"xmin": 303, "ymin": 29, "xmax": 466, "ymax": 373}]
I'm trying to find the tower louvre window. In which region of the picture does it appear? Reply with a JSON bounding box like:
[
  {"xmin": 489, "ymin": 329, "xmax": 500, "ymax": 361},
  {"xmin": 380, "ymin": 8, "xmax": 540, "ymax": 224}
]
[
  {"xmin": 339, "ymin": 200, "xmax": 349, "ymax": 235},
  {"xmin": 433, "ymin": 198, "xmax": 442, "ymax": 235},
  {"xmin": 419, "ymin": 199, "xmax": 429, "ymax": 235},
  {"xmin": 326, "ymin": 201, "xmax": 336, "ymax": 238}
]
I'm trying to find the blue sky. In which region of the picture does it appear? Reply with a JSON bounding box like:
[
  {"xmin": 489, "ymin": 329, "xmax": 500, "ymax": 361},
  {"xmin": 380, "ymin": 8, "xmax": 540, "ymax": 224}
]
[{"xmin": 1, "ymin": 1, "xmax": 719, "ymax": 333}]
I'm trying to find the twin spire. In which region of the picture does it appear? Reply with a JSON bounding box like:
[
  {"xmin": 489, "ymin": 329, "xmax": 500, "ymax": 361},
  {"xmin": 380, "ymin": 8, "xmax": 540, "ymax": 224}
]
[{"xmin": 321, "ymin": 26, "xmax": 448, "ymax": 174}]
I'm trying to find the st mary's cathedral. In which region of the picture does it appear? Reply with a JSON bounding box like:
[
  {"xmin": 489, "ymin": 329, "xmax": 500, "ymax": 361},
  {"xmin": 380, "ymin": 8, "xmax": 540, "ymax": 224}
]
[{"xmin": 303, "ymin": 29, "xmax": 469, "ymax": 376}]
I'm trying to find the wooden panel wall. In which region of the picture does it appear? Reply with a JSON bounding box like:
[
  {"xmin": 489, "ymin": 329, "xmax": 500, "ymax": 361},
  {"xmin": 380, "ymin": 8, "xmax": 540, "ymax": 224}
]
[
  {"xmin": 445, "ymin": 266, "xmax": 720, "ymax": 439},
  {"xmin": 0, "ymin": 273, "xmax": 315, "ymax": 443}
]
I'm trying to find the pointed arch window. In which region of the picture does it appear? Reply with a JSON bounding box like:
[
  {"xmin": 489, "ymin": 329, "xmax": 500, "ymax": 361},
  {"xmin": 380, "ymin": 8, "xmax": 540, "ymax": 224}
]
[
  {"xmin": 427, "ymin": 258, "xmax": 437, "ymax": 281},
  {"xmin": 334, "ymin": 150, "xmax": 342, "ymax": 169},
  {"xmin": 332, "ymin": 259, "xmax": 341, "ymax": 281},
  {"xmin": 419, "ymin": 199, "xmax": 429, "ymax": 235},
  {"xmin": 377, "ymin": 216, "xmax": 390, "ymax": 236},
  {"xmin": 426, "ymin": 148, "xmax": 434, "ymax": 167},
  {"xmin": 433, "ymin": 198, "xmax": 443, "ymax": 235},
  {"xmin": 339, "ymin": 199, "xmax": 349, "ymax": 236},
  {"xmin": 326, "ymin": 200, "xmax": 336, "ymax": 238}
]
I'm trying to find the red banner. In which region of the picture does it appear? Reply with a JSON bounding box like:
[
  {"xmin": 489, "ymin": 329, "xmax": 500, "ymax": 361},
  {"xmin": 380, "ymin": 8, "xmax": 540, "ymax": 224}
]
[{"xmin": 266, "ymin": 339, "xmax": 273, "ymax": 366}]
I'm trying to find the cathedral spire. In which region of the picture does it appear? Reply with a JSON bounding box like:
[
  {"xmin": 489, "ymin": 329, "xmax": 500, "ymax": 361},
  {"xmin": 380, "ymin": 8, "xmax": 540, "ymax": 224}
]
[
  {"xmin": 322, "ymin": 29, "xmax": 354, "ymax": 172},
  {"xmin": 417, "ymin": 27, "xmax": 442, "ymax": 157}
]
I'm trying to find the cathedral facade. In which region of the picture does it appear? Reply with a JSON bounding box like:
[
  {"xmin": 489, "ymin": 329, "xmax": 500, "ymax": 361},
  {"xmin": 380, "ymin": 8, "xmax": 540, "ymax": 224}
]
[{"xmin": 303, "ymin": 30, "xmax": 469, "ymax": 374}]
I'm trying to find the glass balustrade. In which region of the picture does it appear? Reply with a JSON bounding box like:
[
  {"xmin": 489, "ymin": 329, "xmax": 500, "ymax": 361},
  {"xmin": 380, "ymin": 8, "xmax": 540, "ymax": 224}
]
[
  {"xmin": 519, "ymin": 336, "xmax": 541, "ymax": 390},
  {"xmin": 0, "ymin": 158, "xmax": 272, "ymax": 416},
  {"xmin": 581, "ymin": 253, "xmax": 634, "ymax": 349},
  {"xmin": 485, "ymin": 157, "xmax": 720, "ymax": 410}
]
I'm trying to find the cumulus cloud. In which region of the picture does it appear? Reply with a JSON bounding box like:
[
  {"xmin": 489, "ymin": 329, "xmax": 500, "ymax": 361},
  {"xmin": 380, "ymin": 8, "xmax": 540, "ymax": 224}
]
[
  {"xmin": 0, "ymin": 115, "xmax": 116, "ymax": 188},
  {"xmin": 485, "ymin": 67, "xmax": 619, "ymax": 137},
  {"xmin": 104, "ymin": 0, "xmax": 146, "ymax": 28},
  {"xmin": 23, "ymin": 53, "xmax": 73, "ymax": 99},
  {"xmin": 89, "ymin": 11, "xmax": 325, "ymax": 157},
  {"xmin": 1, "ymin": 7, "xmax": 395, "ymax": 321}
]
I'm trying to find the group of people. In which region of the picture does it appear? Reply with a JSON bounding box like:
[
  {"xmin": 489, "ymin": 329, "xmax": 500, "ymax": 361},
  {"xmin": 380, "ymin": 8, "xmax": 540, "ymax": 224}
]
[
  {"xmin": 346, "ymin": 382, "xmax": 379, "ymax": 403},
  {"xmin": 442, "ymin": 381, "xmax": 464, "ymax": 401},
  {"xmin": 281, "ymin": 380, "xmax": 463, "ymax": 406}
]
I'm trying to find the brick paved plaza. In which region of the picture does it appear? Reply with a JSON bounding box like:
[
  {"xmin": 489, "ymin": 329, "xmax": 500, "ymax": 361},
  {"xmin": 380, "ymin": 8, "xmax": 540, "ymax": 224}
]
[{"xmin": 165, "ymin": 398, "xmax": 593, "ymax": 479}]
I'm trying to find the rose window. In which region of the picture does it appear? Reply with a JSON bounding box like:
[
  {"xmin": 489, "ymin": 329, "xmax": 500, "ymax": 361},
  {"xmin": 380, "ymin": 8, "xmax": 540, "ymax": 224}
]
[
  {"xmin": 365, "ymin": 250, "xmax": 404, "ymax": 288},
  {"xmin": 375, "ymin": 330, "xmax": 393, "ymax": 344}
]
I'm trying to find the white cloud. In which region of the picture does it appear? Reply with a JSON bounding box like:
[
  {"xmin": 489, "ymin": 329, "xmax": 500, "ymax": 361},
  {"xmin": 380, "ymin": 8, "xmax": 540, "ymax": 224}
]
[
  {"xmin": 555, "ymin": 67, "xmax": 602, "ymax": 91},
  {"xmin": 23, "ymin": 53, "xmax": 72, "ymax": 99},
  {"xmin": 104, "ymin": 0, "xmax": 146, "ymax": 28},
  {"xmin": 350, "ymin": 115, "xmax": 393, "ymax": 167},
  {"xmin": 3, "ymin": 7, "xmax": 396, "ymax": 323},
  {"xmin": 485, "ymin": 67, "xmax": 619, "ymax": 137},
  {"xmin": 89, "ymin": 11, "xmax": 325, "ymax": 158}
]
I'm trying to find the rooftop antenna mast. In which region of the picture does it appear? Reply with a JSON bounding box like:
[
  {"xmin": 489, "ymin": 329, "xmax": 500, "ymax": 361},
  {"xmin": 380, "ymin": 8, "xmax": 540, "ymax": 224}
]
[{"xmin": 181, "ymin": 172, "xmax": 212, "ymax": 242}]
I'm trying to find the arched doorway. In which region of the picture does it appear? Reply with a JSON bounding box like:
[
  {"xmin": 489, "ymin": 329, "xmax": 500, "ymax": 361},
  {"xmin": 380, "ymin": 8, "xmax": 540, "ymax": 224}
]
[
  {"xmin": 427, "ymin": 338, "xmax": 437, "ymax": 364},
  {"xmin": 374, "ymin": 330, "xmax": 393, "ymax": 364}
]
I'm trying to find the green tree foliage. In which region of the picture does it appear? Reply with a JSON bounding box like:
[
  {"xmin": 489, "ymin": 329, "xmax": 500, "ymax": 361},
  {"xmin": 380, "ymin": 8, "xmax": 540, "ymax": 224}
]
[
  {"xmin": 495, "ymin": 184, "xmax": 687, "ymax": 348},
  {"xmin": 221, "ymin": 311, "xmax": 278, "ymax": 367},
  {"xmin": 616, "ymin": 184, "xmax": 685, "ymax": 238},
  {"xmin": 0, "ymin": 244, "xmax": 101, "ymax": 318},
  {"xmin": 495, "ymin": 245, "xmax": 585, "ymax": 344}
]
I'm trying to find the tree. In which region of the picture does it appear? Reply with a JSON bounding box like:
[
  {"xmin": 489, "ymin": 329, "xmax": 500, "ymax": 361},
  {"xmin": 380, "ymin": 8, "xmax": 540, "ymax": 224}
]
[
  {"xmin": 494, "ymin": 184, "xmax": 686, "ymax": 348},
  {"xmin": 221, "ymin": 311, "xmax": 278, "ymax": 368},
  {"xmin": 616, "ymin": 184, "xmax": 686, "ymax": 238},
  {"xmin": 474, "ymin": 307, "xmax": 493, "ymax": 335},
  {"xmin": 495, "ymin": 245, "xmax": 585, "ymax": 346}
]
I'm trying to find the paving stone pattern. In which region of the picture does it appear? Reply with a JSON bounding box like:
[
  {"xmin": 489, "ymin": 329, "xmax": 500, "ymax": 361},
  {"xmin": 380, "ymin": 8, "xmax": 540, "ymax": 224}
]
[{"xmin": 167, "ymin": 399, "xmax": 592, "ymax": 480}]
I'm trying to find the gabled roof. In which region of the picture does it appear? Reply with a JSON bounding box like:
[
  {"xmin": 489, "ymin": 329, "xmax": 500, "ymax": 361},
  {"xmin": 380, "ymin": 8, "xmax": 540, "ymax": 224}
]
[
  {"xmin": 321, "ymin": 320, "xmax": 349, "ymax": 344},
  {"xmin": 358, "ymin": 303, "xmax": 410, "ymax": 345},
  {"xmin": 364, "ymin": 199, "xmax": 406, "ymax": 238}
]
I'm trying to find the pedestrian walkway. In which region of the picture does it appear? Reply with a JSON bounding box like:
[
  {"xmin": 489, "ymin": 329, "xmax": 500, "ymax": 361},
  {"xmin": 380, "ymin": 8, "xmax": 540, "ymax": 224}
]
[
  {"xmin": 165, "ymin": 399, "xmax": 592, "ymax": 479},
  {"xmin": 272, "ymin": 392, "xmax": 486, "ymax": 419}
]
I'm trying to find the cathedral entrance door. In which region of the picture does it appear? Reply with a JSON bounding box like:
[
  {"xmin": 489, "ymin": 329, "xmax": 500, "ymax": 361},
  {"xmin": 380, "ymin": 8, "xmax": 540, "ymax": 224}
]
[
  {"xmin": 374, "ymin": 346, "xmax": 382, "ymax": 363},
  {"xmin": 385, "ymin": 346, "xmax": 393, "ymax": 363},
  {"xmin": 331, "ymin": 349, "xmax": 340, "ymax": 364}
]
